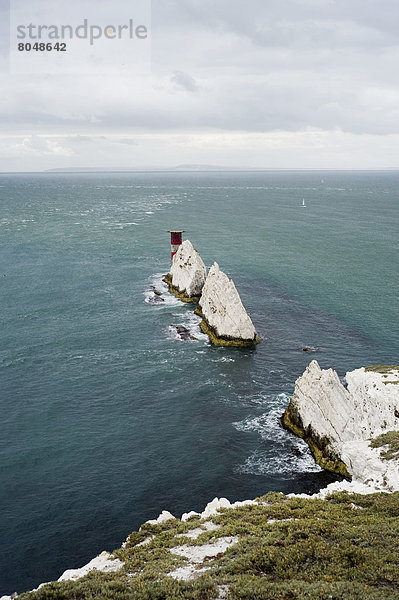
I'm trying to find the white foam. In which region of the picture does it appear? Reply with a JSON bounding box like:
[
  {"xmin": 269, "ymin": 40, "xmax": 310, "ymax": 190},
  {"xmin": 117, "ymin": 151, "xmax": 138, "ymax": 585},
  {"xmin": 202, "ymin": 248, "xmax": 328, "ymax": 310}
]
[
  {"xmin": 239, "ymin": 445, "xmax": 322, "ymax": 476},
  {"xmin": 109, "ymin": 222, "xmax": 139, "ymax": 228},
  {"xmin": 212, "ymin": 357, "xmax": 235, "ymax": 363},
  {"xmin": 165, "ymin": 313, "xmax": 207, "ymax": 343},
  {"xmin": 166, "ymin": 325, "xmax": 199, "ymax": 342},
  {"xmin": 144, "ymin": 273, "xmax": 180, "ymax": 306},
  {"xmin": 184, "ymin": 312, "xmax": 208, "ymax": 342},
  {"xmin": 141, "ymin": 277, "xmax": 209, "ymax": 342},
  {"xmin": 167, "ymin": 326, "xmax": 183, "ymax": 341},
  {"xmin": 234, "ymin": 404, "xmax": 322, "ymax": 476}
]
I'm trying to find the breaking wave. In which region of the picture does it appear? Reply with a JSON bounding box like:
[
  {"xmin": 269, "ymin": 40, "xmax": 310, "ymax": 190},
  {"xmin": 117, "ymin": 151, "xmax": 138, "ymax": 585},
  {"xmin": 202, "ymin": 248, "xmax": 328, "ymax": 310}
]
[
  {"xmin": 234, "ymin": 403, "xmax": 322, "ymax": 477},
  {"xmin": 144, "ymin": 273, "xmax": 180, "ymax": 306}
]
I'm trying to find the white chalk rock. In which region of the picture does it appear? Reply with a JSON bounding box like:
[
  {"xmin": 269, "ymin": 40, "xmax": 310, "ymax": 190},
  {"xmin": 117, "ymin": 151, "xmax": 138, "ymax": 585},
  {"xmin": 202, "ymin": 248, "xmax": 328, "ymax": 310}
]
[
  {"xmin": 199, "ymin": 263, "xmax": 257, "ymax": 341},
  {"xmin": 58, "ymin": 551, "xmax": 124, "ymax": 582},
  {"xmin": 230, "ymin": 499, "xmax": 257, "ymax": 509},
  {"xmin": 181, "ymin": 497, "xmax": 257, "ymax": 523},
  {"xmin": 200, "ymin": 497, "xmax": 232, "ymax": 519},
  {"xmin": 181, "ymin": 510, "xmax": 200, "ymax": 522},
  {"xmin": 288, "ymin": 360, "xmax": 399, "ymax": 490},
  {"xmin": 169, "ymin": 240, "xmax": 207, "ymax": 298},
  {"xmin": 145, "ymin": 510, "xmax": 175, "ymax": 526},
  {"xmin": 9, "ymin": 552, "xmax": 124, "ymax": 595}
]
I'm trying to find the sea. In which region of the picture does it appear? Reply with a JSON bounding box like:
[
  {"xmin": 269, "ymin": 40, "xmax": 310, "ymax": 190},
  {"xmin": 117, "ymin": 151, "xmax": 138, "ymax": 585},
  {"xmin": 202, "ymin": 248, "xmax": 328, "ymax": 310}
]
[{"xmin": 1, "ymin": 170, "xmax": 398, "ymax": 595}]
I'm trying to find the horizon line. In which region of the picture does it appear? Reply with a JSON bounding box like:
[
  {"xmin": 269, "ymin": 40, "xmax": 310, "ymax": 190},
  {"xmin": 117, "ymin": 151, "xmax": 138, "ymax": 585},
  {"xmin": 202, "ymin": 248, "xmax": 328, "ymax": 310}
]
[{"xmin": 1, "ymin": 167, "xmax": 399, "ymax": 174}]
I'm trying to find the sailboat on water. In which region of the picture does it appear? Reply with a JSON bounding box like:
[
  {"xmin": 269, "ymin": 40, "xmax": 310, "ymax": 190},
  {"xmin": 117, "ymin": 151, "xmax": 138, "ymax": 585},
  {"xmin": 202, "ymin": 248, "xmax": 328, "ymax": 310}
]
[{"xmin": 302, "ymin": 198, "xmax": 306, "ymax": 207}]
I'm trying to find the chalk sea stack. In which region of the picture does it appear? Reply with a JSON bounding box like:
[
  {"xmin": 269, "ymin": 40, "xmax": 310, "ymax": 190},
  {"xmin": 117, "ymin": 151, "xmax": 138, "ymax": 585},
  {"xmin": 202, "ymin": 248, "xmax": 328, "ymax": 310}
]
[
  {"xmin": 163, "ymin": 240, "xmax": 206, "ymax": 302},
  {"xmin": 283, "ymin": 360, "xmax": 399, "ymax": 490},
  {"xmin": 162, "ymin": 239, "xmax": 260, "ymax": 347},
  {"xmin": 196, "ymin": 262, "xmax": 260, "ymax": 347}
]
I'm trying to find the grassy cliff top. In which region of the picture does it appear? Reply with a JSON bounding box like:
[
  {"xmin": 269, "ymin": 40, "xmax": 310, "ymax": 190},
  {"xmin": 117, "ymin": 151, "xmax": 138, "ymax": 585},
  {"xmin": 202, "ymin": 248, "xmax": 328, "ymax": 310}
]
[
  {"xmin": 364, "ymin": 365, "xmax": 399, "ymax": 374},
  {"xmin": 19, "ymin": 491, "xmax": 399, "ymax": 600}
]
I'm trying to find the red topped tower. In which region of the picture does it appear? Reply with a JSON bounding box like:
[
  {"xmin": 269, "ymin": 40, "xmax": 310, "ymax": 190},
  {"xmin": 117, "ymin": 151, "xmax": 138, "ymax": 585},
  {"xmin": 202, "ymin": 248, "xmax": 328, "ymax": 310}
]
[{"xmin": 168, "ymin": 230, "xmax": 185, "ymax": 261}]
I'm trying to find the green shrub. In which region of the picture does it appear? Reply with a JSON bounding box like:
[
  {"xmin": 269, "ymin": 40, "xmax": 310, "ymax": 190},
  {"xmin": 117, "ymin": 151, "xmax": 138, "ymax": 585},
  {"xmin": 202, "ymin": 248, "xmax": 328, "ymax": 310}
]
[
  {"xmin": 370, "ymin": 432, "xmax": 399, "ymax": 460},
  {"xmin": 19, "ymin": 493, "xmax": 399, "ymax": 600}
]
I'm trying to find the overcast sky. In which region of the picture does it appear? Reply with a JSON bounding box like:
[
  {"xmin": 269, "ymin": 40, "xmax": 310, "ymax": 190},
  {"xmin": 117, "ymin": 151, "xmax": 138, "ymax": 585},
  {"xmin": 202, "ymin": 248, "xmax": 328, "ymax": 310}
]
[{"xmin": 2, "ymin": 0, "xmax": 399, "ymax": 171}]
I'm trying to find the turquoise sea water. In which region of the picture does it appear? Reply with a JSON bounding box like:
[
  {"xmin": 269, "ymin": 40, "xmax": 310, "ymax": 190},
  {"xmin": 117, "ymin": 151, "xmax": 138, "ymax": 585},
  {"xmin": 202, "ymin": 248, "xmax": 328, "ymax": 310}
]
[{"xmin": 1, "ymin": 171, "xmax": 398, "ymax": 594}]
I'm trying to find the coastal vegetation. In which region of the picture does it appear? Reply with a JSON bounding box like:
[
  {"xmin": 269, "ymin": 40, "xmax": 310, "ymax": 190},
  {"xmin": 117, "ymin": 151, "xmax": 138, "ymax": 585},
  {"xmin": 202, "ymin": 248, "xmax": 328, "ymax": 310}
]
[
  {"xmin": 18, "ymin": 491, "xmax": 399, "ymax": 600},
  {"xmin": 370, "ymin": 432, "xmax": 399, "ymax": 461},
  {"xmin": 364, "ymin": 365, "xmax": 399, "ymax": 375}
]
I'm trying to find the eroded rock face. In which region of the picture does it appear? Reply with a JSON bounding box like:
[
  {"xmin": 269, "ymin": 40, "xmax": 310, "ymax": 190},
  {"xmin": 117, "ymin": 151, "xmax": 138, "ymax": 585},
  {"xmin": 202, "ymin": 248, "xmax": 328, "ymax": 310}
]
[
  {"xmin": 198, "ymin": 262, "xmax": 259, "ymax": 345},
  {"xmin": 167, "ymin": 240, "xmax": 207, "ymax": 300},
  {"xmin": 283, "ymin": 360, "xmax": 399, "ymax": 490}
]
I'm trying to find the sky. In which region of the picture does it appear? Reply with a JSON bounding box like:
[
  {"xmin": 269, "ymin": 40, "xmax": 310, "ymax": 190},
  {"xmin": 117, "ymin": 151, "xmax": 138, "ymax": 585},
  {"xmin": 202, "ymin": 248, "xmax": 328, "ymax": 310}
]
[{"xmin": 1, "ymin": 0, "xmax": 399, "ymax": 171}]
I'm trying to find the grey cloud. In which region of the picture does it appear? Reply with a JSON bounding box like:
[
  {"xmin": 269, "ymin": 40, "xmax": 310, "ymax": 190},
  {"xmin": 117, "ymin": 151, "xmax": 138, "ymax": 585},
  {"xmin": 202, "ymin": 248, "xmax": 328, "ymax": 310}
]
[{"xmin": 170, "ymin": 70, "xmax": 198, "ymax": 92}]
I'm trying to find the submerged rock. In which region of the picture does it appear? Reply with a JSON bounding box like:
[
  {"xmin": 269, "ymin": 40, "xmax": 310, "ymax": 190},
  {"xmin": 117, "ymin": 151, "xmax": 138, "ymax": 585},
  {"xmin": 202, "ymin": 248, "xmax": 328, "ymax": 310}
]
[
  {"xmin": 170, "ymin": 325, "xmax": 197, "ymax": 341},
  {"xmin": 147, "ymin": 286, "xmax": 165, "ymax": 304},
  {"xmin": 283, "ymin": 360, "xmax": 399, "ymax": 490},
  {"xmin": 163, "ymin": 240, "xmax": 207, "ymax": 302},
  {"xmin": 197, "ymin": 263, "xmax": 260, "ymax": 347}
]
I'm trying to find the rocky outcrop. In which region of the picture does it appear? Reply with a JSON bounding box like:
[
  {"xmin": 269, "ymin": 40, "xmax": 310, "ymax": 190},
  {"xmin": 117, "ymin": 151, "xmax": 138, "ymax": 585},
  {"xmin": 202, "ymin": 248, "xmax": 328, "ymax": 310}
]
[
  {"xmin": 161, "ymin": 241, "xmax": 260, "ymax": 347},
  {"xmin": 147, "ymin": 286, "xmax": 165, "ymax": 304},
  {"xmin": 169, "ymin": 325, "xmax": 197, "ymax": 341},
  {"xmin": 197, "ymin": 262, "xmax": 260, "ymax": 347},
  {"xmin": 163, "ymin": 240, "xmax": 206, "ymax": 302},
  {"xmin": 283, "ymin": 360, "xmax": 399, "ymax": 490}
]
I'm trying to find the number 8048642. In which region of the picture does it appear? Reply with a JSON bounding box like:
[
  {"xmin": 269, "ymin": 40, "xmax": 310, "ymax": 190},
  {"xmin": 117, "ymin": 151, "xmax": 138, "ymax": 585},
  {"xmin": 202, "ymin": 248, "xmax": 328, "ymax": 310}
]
[{"xmin": 18, "ymin": 42, "xmax": 66, "ymax": 51}]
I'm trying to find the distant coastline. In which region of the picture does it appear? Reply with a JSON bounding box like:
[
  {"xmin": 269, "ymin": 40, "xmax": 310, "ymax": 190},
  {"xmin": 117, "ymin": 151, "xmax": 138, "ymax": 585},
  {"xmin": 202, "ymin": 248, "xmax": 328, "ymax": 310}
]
[{"xmin": 1, "ymin": 167, "xmax": 399, "ymax": 174}]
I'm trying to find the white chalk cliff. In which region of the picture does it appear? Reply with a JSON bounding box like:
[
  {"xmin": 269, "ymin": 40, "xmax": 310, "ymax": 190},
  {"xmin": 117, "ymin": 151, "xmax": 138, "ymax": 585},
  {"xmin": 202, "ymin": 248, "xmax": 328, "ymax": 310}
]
[
  {"xmin": 198, "ymin": 262, "xmax": 258, "ymax": 343},
  {"xmin": 168, "ymin": 240, "xmax": 207, "ymax": 298},
  {"xmin": 284, "ymin": 360, "xmax": 399, "ymax": 491}
]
